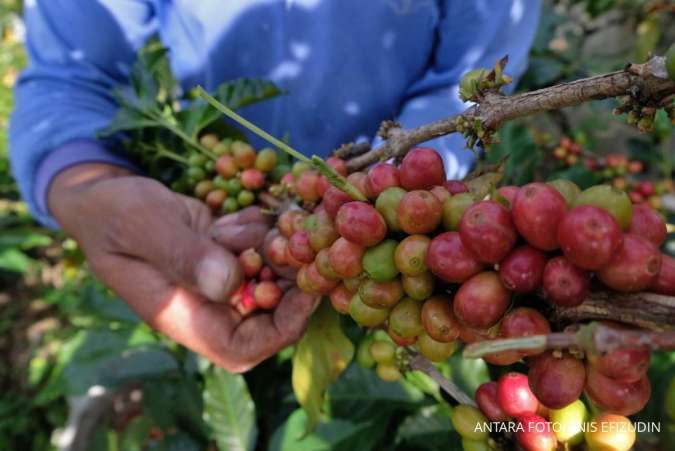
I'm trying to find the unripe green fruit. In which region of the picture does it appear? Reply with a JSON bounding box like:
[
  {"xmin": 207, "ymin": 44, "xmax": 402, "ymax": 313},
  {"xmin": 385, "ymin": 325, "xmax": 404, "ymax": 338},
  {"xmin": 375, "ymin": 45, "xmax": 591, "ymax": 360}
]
[
  {"xmin": 270, "ymin": 164, "xmax": 291, "ymax": 183},
  {"xmin": 255, "ymin": 148, "xmax": 278, "ymax": 172},
  {"xmin": 213, "ymin": 175, "xmax": 228, "ymax": 190},
  {"xmin": 442, "ymin": 193, "xmax": 475, "ymax": 231},
  {"xmin": 461, "ymin": 438, "xmax": 490, "ymax": 451},
  {"xmin": 376, "ymin": 363, "xmax": 402, "ymax": 382},
  {"xmin": 549, "ymin": 399, "xmax": 587, "ymax": 445},
  {"xmin": 187, "ymin": 166, "xmax": 206, "ymax": 182},
  {"xmin": 369, "ymin": 340, "xmax": 396, "ymax": 364},
  {"xmin": 225, "ymin": 178, "xmax": 243, "ymax": 196},
  {"xmin": 362, "ymin": 239, "xmax": 399, "ymax": 282},
  {"xmin": 401, "ymin": 272, "xmax": 434, "ymax": 301},
  {"xmin": 222, "ymin": 197, "xmax": 239, "ymax": 213},
  {"xmin": 573, "ymin": 185, "xmax": 632, "ymax": 229},
  {"xmin": 389, "ymin": 297, "xmax": 423, "ymax": 338},
  {"xmin": 188, "ymin": 154, "xmax": 207, "ymax": 167},
  {"xmin": 355, "ymin": 337, "xmax": 376, "ymax": 368},
  {"xmin": 292, "ymin": 161, "xmax": 311, "ymax": 178},
  {"xmin": 417, "ymin": 332, "xmax": 457, "ymax": 362},
  {"xmin": 451, "ymin": 404, "xmax": 489, "ymax": 441},
  {"xmin": 666, "ymin": 43, "xmax": 675, "ymax": 82},
  {"xmin": 237, "ymin": 190, "xmax": 255, "ymax": 207},
  {"xmin": 375, "ymin": 187, "xmax": 406, "ymax": 232},
  {"xmin": 212, "ymin": 139, "xmax": 231, "ymax": 156},
  {"xmin": 349, "ymin": 294, "xmax": 389, "ymax": 327},
  {"xmin": 547, "ymin": 179, "xmax": 581, "ymax": 207}
]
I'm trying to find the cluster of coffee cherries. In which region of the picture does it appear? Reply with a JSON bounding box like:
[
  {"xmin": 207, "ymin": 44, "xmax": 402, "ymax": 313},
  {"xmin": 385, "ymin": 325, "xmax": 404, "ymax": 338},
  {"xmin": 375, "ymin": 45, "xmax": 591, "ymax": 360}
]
[
  {"xmin": 450, "ymin": 373, "xmax": 638, "ymax": 451},
  {"xmin": 228, "ymin": 248, "xmax": 283, "ymax": 316},
  {"xmin": 182, "ymin": 133, "xmax": 287, "ymax": 214}
]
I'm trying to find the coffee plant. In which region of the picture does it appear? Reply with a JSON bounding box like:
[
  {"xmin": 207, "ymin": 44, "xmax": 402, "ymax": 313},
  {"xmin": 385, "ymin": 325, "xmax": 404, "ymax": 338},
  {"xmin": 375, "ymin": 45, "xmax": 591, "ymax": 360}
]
[{"xmin": 1, "ymin": 1, "xmax": 675, "ymax": 450}]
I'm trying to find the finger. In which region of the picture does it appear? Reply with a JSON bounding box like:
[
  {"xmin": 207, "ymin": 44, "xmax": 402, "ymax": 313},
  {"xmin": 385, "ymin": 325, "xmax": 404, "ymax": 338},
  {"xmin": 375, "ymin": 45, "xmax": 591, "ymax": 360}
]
[
  {"xmin": 212, "ymin": 206, "xmax": 272, "ymax": 228},
  {"xmin": 227, "ymin": 288, "xmax": 320, "ymax": 365},
  {"xmin": 178, "ymin": 194, "xmax": 213, "ymax": 233},
  {"xmin": 210, "ymin": 222, "xmax": 271, "ymax": 254}
]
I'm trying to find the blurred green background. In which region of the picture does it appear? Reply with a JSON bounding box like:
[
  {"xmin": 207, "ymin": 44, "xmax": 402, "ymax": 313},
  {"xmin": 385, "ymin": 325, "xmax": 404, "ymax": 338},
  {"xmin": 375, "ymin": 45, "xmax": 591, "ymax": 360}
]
[{"xmin": 1, "ymin": 0, "xmax": 674, "ymax": 450}]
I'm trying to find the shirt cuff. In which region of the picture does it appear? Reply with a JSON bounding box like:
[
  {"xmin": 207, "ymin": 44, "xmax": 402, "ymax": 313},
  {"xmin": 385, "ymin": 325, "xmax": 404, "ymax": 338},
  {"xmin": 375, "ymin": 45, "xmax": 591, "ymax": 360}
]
[{"xmin": 34, "ymin": 138, "xmax": 137, "ymax": 218}]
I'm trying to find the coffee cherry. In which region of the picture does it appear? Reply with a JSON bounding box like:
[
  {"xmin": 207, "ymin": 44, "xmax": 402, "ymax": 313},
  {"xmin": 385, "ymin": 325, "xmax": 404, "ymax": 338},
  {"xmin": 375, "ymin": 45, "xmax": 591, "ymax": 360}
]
[
  {"xmin": 254, "ymin": 148, "xmax": 277, "ymax": 172},
  {"xmin": 295, "ymin": 170, "xmax": 321, "ymax": 203},
  {"xmin": 389, "ymin": 297, "xmax": 423, "ymax": 338},
  {"xmin": 515, "ymin": 414, "xmax": 556, "ymax": 451},
  {"xmin": 497, "ymin": 185, "xmax": 520, "ymax": 206},
  {"xmin": 240, "ymin": 168, "xmax": 265, "ymax": 190},
  {"xmin": 427, "ymin": 232, "xmax": 484, "ymax": 283},
  {"xmin": 222, "ymin": 197, "xmax": 239, "ymax": 213},
  {"xmin": 397, "ymin": 190, "xmax": 442, "ymax": 234},
  {"xmin": 343, "ymin": 276, "xmax": 362, "ymax": 293},
  {"xmin": 298, "ymin": 263, "xmax": 337, "ymax": 295},
  {"xmin": 528, "ymin": 352, "xmax": 585, "ymax": 409},
  {"xmin": 458, "ymin": 322, "xmax": 500, "ymax": 344},
  {"xmin": 335, "ymin": 202, "xmax": 387, "ymax": 247},
  {"xmin": 323, "ymin": 186, "xmax": 352, "ymax": 220},
  {"xmin": 587, "ymin": 324, "xmax": 650, "ymax": 382},
  {"xmin": 231, "ymin": 141, "xmax": 256, "ymax": 168},
  {"xmin": 399, "ymin": 147, "xmax": 446, "ymax": 190},
  {"xmin": 459, "ymin": 200, "xmax": 517, "ymax": 263},
  {"xmin": 361, "ymin": 240, "xmax": 398, "ymax": 283},
  {"xmin": 199, "ymin": 133, "xmax": 220, "ymax": 149},
  {"xmin": 584, "ymin": 413, "xmax": 635, "ymax": 451},
  {"xmin": 349, "ymin": 293, "xmax": 389, "ymax": 327},
  {"xmin": 205, "ymin": 189, "xmax": 227, "ymax": 210},
  {"xmin": 225, "ymin": 178, "xmax": 243, "ymax": 197},
  {"xmin": 315, "ymin": 248, "xmax": 339, "ymax": 281},
  {"xmin": 355, "ymin": 336, "xmax": 376, "ymax": 368},
  {"xmin": 445, "ymin": 180, "xmax": 469, "ymax": 194},
  {"xmin": 329, "ymin": 284, "xmax": 353, "ymax": 314},
  {"xmin": 460, "ymin": 438, "xmax": 490, "ymax": 451},
  {"xmin": 394, "ymin": 235, "xmax": 430, "ymax": 276},
  {"xmin": 450, "ymin": 404, "xmax": 489, "ymax": 441},
  {"xmin": 326, "ymin": 156, "xmax": 348, "ymax": 176},
  {"xmin": 442, "ymin": 192, "xmax": 475, "ymax": 231},
  {"xmin": 388, "ymin": 326, "xmax": 417, "ymax": 346},
  {"xmin": 542, "ymin": 256, "xmax": 590, "ymax": 307},
  {"xmin": 346, "ymin": 172, "xmax": 373, "ymax": 199},
  {"xmin": 598, "ymin": 234, "xmax": 661, "ymax": 292},
  {"xmin": 498, "ymin": 245, "xmax": 547, "ymax": 293},
  {"xmin": 328, "ymin": 237, "xmax": 364, "ymax": 279},
  {"xmin": 574, "ymin": 185, "xmax": 632, "ymax": 230},
  {"xmin": 500, "ymin": 308, "xmax": 550, "ymax": 356},
  {"xmin": 306, "ymin": 210, "xmax": 339, "ymax": 252},
  {"xmin": 254, "ymin": 281, "xmax": 282, "ymax": 309},
  {"xmin": 288, "ymin": 230, "xmax": 316, "ymax": 264},
  {"xmin": 369, "ymin": 340, "xmax": 396, "ymax": 364},
  {"xmin": 278, "ymin": 210, "xmax": 306, "ymax": 238},
  {"xmin": 650, "ymin": 253, "xmax": 675, "ymax": 295},
  {"xmin": 421, "ymin": 296, "xmax": 460, "ymax": 342},
  {"xmin": 376, "ymin": 363, "xmax": 402, "ymax": 382},
  {"xmin": 359, "ymin": 278, "xmax": 404, "ymax": 309},
  {"xmin": 291, "ymin": 161, "xmax": 311, "ymax": 178},
  {"xmin": 558, "ymin": 205, "xmax": 623, "ymax": 270},
  {"xmin": 239, "ymin": 248, "xmax": 263, "ymax": 278},
  {"xmin": 366, "ymin": 163, "xmax": 400, "ymax": 197},
  {"xmin": 549, "ymin": 400, "xmax": 587, "ymax": 445},
  {"xmin": 512, "ymin": 182, "xmax": 567, "ymax": 251},
  {"xmin": 627, "ymin": 203, "xmax": 667, "ymax": 246},
  {"xmin": 267, "ymin": 235, "xmax": 288, "ymax": 267},
  {"xmin": 375, "ymin": 186, "xmax": 406, "ymax": 232},
  {"xmin": 497, "ymin": 372, "xmax": 539, "ymax": 417},
  {"xmin": 430, "ymin": 185, "xmax": 451, "ymax": 203},
  {"xmin": 584, "ymin": 364, "xmax": 651, "ymax": 416},
  {"xmin": 401, "ymin": 272, "xmax": 435, "ymax": 301},
  {"xmin": 194, "ymin": 180, "xmax": 215, "ymax": 199},
  {"xmin": 453, "ymin": 272, "xmax": 510, "ymax": 329},
  {"xmin": 417, "ymin": 332, "xmax": 457, "ymax": 362},
  {"xmin": 547, "ymin": 179, "xmax": 580, "ymax": 207},
  {"xmin": 476, "ymin": 382, "xmax": 510, "ymax": 422}
]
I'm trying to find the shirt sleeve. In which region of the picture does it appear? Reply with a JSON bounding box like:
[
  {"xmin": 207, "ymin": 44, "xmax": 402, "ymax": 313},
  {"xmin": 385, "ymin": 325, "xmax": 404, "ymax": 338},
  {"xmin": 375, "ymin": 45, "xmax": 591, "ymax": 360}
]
[
  {"xmin": 391, "ymin": 0, "xmax": 541, "ymax": 179},
  {"xmin": 8, "ymin": 0, "xmax": 158, "ymax": 227}
]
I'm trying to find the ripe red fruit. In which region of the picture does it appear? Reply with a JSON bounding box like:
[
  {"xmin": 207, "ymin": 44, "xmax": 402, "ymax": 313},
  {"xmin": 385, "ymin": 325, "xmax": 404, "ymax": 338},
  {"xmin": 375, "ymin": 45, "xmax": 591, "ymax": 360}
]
[
  {"xmin": 426, "ymin": 232, "xmax": 483, "ymax": 283},
  {"xmin": 240, "ymin": 168, "xmax": 265, "ymax": 190},
  {"xmin": 444, "ymin": 180, "xmax": 469, "ymax": 194},
  {"xmin": 650, "ymin": 254, "xmax": 675, "ymax": 295},
  {"xmin": 205, "ymin": 189, "xmax": 227, "ymax": 210},
  {"xmin": 288, "ymin": 230, "xmax": 316, "ymax": 264},
  {"xmin": 397, "ymin": 190, "xmax": 442, "ymax": 234},
  {"xmin": 215, "ymin": 155, "xmax": 238, "ymax": 178},
  {"xmin": 528, "ymin": 352, "xmax": 585, "ymax": 409},
  {"xmin": 323, "ymin": 186, "xmax": 352, "ymax": 219},
  {"xmin": 627, "ymin": 204, "xmax": 667, "ymax": 246},
  {"xmin": 512, "ymin": 183, "xmax": 567, "ymax": 251},
  {"xmin": 299, "ymin": 262, "xmax": 338, "ymax": 295},
  {"xmin": 429, "ymin": 185, "xmax": 450, "ymax": 203},
  {"xmin": 329, "ymin": 284, "xmax": 353, "ymax": 314},
  {"xmin": 498, "ymin": 245, "xmax": 547, "ymax": 293},
  {"xmin": 542, "ymin": 257, "xmax": 590, "ymax": 307},
  {"xmin": 335, "ymin": 202, "xmax": 387, "ymax": 247},
  {"xmin": 394, "ymin": 235, "xmax": 430, "ymax": 276},
  {"xmin": 558, "ymin": 205, "xmax": 623, "ymax": 270},
  {"xmin": 497, "ymin": 185, "xmax": 520, "ymax": 206},
  {"xmin": 598, "ymin": 234, "xmax": 661, "ymax": 292},
  {"xmin": 346, "ymin": 172, "xmax": 373, "ymax": 199},
  {"xmin": 326, "ymin": 156, "xmax": 348, "ymax": 176},
  {"xmin": 476, "ymin": 382, "xmax": 510, "ymax": 422},
  {"xmin": 453, "ymin": 272, "xmax": 510, "ymax": 328},
  {"xmin": 328, "ymin": 237, "xmax": 364, "ymax": 279},
  {"xmin": 399, "ymin": 147, "xmax": 446, "ymax": 190},
  {"xmin": 278, "ymin": 210, "xmax": 307, "ymax": 238},
  {"xmin": 516, "ymin": 414, "xmax": 556, "ymax": 451},
  {"xmin": 459, "ymin": 200, "xmax": 517, "ymax": 263},
  {"xmin": 500, "ymin": 308, "xmax": 550, "ymax": 356},
  {"xmin": 421, "ymin": 296, "xmax": 460, "ymax": 342},
  {"xmin": 254, "ymin": 281, "xmax": 282, "ymax": 309},
  {"xmin": 315, "ymin": 175, "xmax": 330, "ymax": 197},
  {"xmin": 589, "ymin": 347, "xmax": 650, "ymax": 384},
  {"xmin": 458, "ymin": 322, "xmax": 499, "ymax": 344},
  {"xmin": 366, "ymin": 163, "xmax": 400, "ymax": 197},
  {"xmin": 295, "ymin": 170, "xmax": 321, "ymax": 203},
  {"xmin": 497, "ymin": 372, "xmax": 539, "ymax": 417},
  {"xmin": 239, "ymin": 248, "xmax": 263, "ymax": 278},
  {"xmin": 267, "ymin": 235, "xmax": 288, "ymax": 267},
  {"xmin": 585, "ymin": 364, "xmax": 651, "ymax": 416}
]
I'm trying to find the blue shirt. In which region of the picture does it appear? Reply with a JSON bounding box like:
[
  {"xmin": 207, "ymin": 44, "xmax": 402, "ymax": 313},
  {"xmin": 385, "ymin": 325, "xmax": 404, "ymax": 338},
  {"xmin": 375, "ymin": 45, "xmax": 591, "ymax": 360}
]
[{"xmin": 9, "ymin": 0, "xmax": 540, "ymax": 227}]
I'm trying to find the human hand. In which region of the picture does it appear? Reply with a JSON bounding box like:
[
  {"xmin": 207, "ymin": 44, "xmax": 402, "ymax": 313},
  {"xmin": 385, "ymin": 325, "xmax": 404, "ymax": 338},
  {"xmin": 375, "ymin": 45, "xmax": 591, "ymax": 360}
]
[{"xmin": 49, "ymin": 163, "xmax": 318, "ymax": 371}]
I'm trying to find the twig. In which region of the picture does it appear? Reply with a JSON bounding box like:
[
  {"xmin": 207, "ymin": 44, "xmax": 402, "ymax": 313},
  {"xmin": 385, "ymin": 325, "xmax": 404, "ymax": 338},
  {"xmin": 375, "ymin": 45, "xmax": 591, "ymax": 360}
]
[
  {"xmin": 345, "ymin": 56, "xmax": 675, "ymax": 171},
  {"xmin": 406, "ymin": 351, "xmax": 476, "ymax": 406}
]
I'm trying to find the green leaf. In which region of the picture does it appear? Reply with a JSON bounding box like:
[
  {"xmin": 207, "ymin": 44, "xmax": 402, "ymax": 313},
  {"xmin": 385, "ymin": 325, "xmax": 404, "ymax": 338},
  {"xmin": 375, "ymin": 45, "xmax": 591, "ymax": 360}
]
[
  {"xmin": 395, "ymin": 404, "xmax": 462, "ymax": 451},
  {"xmin": 203, "ymin": 368, "xmax": 258, "ymax": 451},
  {"xmin": 292, "ymin": 301, "xmax": 354, "ymax": 433},
  {"xmin": 144, "ymin": 376, "xmax": 207, "ymax": 438},
  {"xmin": 98, "ymin": 106, "xmax": 159, "ymax": 137},
  {"xmin": 0, "ymin": 227, "xmax": 52, "ymax": 249},
  {"xmin": 121, "ymin": 416, "xmax": 153, "ymax": 451},
  {"xmin": 268, "ymin": 409, "xmax": 389, "ymax": 451},
  {"xmin": 0, "ymin": 247, "xmax": 32, "ymax": 273}
]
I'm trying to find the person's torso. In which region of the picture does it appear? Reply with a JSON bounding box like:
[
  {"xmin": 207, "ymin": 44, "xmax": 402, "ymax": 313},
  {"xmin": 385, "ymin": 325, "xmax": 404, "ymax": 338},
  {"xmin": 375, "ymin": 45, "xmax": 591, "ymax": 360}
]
[{"xmin": 153, "ymin": 0, "xmax": 442, "ymax": 154}]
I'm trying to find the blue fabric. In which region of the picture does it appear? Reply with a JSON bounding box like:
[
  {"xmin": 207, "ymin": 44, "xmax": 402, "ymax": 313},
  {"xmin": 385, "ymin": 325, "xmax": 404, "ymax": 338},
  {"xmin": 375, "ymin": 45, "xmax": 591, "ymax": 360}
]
[{"xmin": 9, "ymin": 0, "xmax": 541, "ymax": 227}]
